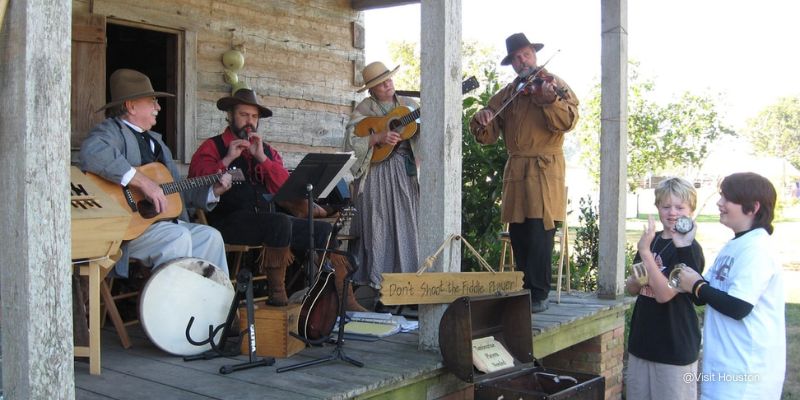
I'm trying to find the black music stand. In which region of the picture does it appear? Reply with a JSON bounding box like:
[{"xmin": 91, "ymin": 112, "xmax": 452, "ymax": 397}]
[{"xmin": 273, "ymin": 153, "xmax": 354, "ymax": 289}]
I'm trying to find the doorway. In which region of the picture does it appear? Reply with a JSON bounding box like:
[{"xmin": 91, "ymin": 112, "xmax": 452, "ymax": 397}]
[{"xmin": 105, "ymin": 23, "xmax": 180, "ymax": 158}]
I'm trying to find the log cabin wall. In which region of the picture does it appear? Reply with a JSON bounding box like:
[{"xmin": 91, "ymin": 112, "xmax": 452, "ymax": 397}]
[{"xmin": 72, "ymin": 0, "xmax": 365, "ymax": 168}]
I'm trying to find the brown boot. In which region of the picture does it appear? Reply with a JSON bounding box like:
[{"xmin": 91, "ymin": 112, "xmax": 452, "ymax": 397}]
[
  {"xmin": 259, "ymin": 246, "xmax": 294, "ymax": 306},
  {"xmin": 329, "ymin": 253, "xmax": 368, "ymax": 312}
]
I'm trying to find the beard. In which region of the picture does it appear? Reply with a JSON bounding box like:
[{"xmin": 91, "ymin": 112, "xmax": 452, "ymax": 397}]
[{"xmin": 231, "ymin": 122, "xmax": 257, "ymax": 139}]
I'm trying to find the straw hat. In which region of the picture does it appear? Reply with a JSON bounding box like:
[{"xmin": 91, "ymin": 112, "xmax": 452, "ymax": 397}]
[
  {"xmin": 357, "ymin": 61, "xmax": 400, "ymax": 93},
  {"xmin": 96, "ymin": 69, "xmax": 174, "ymax": 112},
  {"xmin": 216, "ymin": 88, "xmax": 273, "ymax": 118},
  {"xmin": 500, "ymin": 33, "xmax": 544, "ymax": 66}
]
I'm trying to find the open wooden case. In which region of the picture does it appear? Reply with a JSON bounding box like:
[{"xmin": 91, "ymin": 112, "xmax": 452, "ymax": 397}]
[{"xmin": 439, "ymin": 291, "xmax": 605, "ymax": 400}]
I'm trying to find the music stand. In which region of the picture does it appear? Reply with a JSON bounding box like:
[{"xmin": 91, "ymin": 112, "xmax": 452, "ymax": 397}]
[{"xmin": 273, "ymin": 153, "xmax": 355, "ymax": 288}]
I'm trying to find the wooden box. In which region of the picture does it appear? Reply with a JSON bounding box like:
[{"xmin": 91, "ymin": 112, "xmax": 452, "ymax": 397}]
[
  {"xmin": 70, "ymin": 166, "xmax": 131, "ymax": 259},
  {"xmin": 238, "ymin": 303, "xmax": 305, "ymax": 358},
  {"xmin": 439, "ymin": 291, "xmax": 605, "ymax": 400}
]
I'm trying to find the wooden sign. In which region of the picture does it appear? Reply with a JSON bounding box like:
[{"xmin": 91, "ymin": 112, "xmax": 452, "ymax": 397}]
[{"xmin": 378, "ymin": 271, "xmax": 524, "ymax": 305}]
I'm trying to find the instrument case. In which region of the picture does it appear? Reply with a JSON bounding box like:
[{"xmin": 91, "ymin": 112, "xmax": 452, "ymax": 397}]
[{"xmin": 439, "ymin": 291, "xmax": 605, "ymax": 400}]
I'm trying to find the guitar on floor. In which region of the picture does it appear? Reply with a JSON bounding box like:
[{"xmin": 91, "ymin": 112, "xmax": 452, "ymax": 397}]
[
  {"xmin": 354, "ymin": 76, "xmax": 479, "ymax": 163},
  {"xmin": 86, "ymin": 162, "xmax": 244, "ymax": 240}
]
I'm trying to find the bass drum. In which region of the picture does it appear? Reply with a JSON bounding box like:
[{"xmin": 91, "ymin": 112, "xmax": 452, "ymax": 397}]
[{"xmin": 139, "ymin": 257, "xmax": 234, "ymax": 356}]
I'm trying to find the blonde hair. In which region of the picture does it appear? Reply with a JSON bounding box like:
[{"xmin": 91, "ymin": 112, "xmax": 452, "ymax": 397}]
[{"xmin": 654, "ymin": 177, "xmax": 697, "ymax": 211}]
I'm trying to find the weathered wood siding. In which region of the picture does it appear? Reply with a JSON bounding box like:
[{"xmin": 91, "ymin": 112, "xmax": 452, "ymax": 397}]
[{"xmin": 73, "ymin": 0, "xmax": 365, "ymax": 167}]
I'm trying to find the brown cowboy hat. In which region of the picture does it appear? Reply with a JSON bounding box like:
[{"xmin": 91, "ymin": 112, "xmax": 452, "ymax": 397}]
[
  {"xmin": 96, "ymin": 69, "xmax": 174, "ymax": 112},
  {"xmin": 357, "ymin": 61, "xmax": 400, "ymax": 93},
  {"xmin": 500, "ymin": 33, "xmax": 544, "ymax": 66},
  {"xmin": 216, "ymin": 88, "xmax": 273, "ymax": 118}
]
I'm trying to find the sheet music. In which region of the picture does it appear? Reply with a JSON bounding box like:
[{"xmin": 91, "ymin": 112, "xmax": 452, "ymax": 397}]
[{"xmin": 319, "ymin": 152, "xmax": 356, "ymax": 198}]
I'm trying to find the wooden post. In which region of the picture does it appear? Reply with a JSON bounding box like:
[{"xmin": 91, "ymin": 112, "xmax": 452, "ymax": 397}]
[
  {"xmin": 0, "ymin": 0, "xmax": 75, "ymax": 398},
  {"xmin": 417, "ymin": 0, "xmax": 462, "ymax": 350},
  {"xmin": 598, "ymin": 0, "xmax": 628, "ymax": 299}
]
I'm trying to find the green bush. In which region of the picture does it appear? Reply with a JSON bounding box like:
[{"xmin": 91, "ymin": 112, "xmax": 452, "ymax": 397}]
[
  {"xmin": 460, "ymin": 68, "xmax": 507, "ymax": 271},
  {"xmin": 571, "ymin": 196, "xmax": 599, "ymax": 290}
]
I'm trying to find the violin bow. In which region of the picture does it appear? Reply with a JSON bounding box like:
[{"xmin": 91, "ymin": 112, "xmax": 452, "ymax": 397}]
[{"xmin": 481, "ymin": 50, "xmax": 562, "ymax": 127}]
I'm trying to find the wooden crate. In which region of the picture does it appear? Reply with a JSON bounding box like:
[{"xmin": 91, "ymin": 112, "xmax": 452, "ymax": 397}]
[{"xmin": 238, "ymin": 303, "xmax": 305, "ymax": 358}]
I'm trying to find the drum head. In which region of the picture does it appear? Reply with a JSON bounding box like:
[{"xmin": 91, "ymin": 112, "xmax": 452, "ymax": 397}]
[{"xmin": 139, "ymin": 257, "xmax": 234, "ymax": 356}]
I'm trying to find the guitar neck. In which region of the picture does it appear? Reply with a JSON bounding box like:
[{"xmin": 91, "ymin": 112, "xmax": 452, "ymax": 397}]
[
  {"xmin": 160, "ymin": 173, "xmax": 223, "ymax": 195},
  {"xmin": 393, "ymin": 77, "xmax": 477, "ymax": 129},
  {"xmin": 397, "ymin": 108, "xmax": 421, "ymax": 129}
]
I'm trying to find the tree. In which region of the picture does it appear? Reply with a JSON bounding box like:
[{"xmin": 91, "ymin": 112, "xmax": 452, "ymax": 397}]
[
  {"xmin": 576, "ymin": 63, "xmax": 734, "ymax": 191},
  {"xmin": 744, "ymin": 96, "xmax": 800, "ymax": 171},
  {"xmin": 387, "ymin": 40, "xmax": 507, "ymax": 92}
]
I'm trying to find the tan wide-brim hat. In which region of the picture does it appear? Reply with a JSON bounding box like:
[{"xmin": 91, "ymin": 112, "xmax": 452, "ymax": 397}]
[
  {"xmin": 500, "ymin": 33, "xmax": 544, "ymax": 66},
  {"xmin": 357, "ymin": 61, "xmax": 400, "ymax": 93},
  {"xmin": 216, "ymin": 88, "xmax": 273, "ymax": 118},
  {"xmin": 96, "ymin": 69, "xmax": 174, "ymax": 112}
]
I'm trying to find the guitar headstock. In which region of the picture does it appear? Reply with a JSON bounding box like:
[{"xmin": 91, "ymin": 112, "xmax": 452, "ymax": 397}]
[
  {"xmin": 227, "ymin": 168, "xmax": 246, "ymax": 183},
  {"xmin": 462, "ymin": 76, "xmax": 480, "ymax": 95},
  {"xmin": 333, "ymin": 206, "xmax": 356, "ymax": 231}
]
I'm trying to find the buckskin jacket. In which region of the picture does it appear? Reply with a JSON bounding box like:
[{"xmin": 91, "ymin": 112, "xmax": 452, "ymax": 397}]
[{"xmin": 469, "ymin": 70, "xmax": 578, "ymax": 230}]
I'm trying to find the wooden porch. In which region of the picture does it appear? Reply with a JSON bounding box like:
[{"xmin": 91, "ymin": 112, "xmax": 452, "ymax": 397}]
[{"xmin": 71, "ymin": 292, "xmax": 631, "ymax": 399}]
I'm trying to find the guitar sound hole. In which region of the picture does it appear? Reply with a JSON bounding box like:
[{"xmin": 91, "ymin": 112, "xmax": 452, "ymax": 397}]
[
  {"xmin": 137, "ymin": 200, "xmax": 158, "ymax": 219},
  {"xmin": 388, "ymin": 119, "xmax": 401, "ymax": 131}
]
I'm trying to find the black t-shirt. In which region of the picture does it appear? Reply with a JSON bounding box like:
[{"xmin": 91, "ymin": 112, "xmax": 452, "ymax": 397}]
[{"xmin": 627, "ymin": 233, "xmax": 705, "ymax": 365}]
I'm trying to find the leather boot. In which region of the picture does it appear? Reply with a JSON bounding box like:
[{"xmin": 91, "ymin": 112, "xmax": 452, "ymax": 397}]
[
  {"xmin": 329, "ymin": 253, "xmax": 367, "ymax": 312},
  {"xmin": 260, "ymin": 246, "xmax": 294, "ymax": 306}
]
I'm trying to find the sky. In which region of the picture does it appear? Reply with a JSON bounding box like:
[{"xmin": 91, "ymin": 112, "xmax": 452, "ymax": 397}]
[{"xmin": 364, "ymin": 0, "xmax": 800, "ymax": 131}]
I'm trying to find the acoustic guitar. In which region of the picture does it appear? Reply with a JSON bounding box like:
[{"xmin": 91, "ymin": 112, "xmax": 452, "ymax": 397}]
[
  {"xmin": 354, "ymin": 76, "xmax": 480, "ymax": 163},
  {"xmin": 297, "ymin": 207, "xmax": 355, "ymax": 341},
  {"xmin": 86, "ymin": 162, "xmax": 244, "ymax": 240}
]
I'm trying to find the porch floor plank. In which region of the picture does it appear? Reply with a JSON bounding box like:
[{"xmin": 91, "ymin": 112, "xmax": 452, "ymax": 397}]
[{"xmin": 72, "ymin": 292, "xmax": 630, "ymax": 399}]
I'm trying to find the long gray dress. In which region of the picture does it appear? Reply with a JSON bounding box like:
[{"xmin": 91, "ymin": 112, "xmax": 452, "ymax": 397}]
[{"xmin": 344, "ymin": 97, "xmax": 421, "ymax": 289}]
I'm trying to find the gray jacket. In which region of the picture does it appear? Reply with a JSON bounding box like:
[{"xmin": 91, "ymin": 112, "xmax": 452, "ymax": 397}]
[{"xmin": 79, "ymin": 117, "xmax": 214, "ymax": 275}]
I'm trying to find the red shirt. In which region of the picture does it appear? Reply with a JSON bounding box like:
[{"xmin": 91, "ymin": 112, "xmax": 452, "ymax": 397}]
[{"xmin": 188, "ymin": 127, "xmax": 289, "ymax": 194}]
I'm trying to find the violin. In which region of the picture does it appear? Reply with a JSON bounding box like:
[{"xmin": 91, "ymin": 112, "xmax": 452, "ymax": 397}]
[{"xmin": 518, "ymin": 68, "xmax": 567, "ymax": 102}]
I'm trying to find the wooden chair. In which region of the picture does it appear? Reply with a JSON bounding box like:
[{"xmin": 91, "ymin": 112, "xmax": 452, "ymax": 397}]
[{"xmin": 99, "ymin": 260, "xmax": 147, "ymax": 349}]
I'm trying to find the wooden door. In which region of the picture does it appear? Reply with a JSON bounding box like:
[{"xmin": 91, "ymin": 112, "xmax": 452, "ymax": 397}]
[{"xmin": 71, "ymin": 14, "xmax": 106, "ymax": 152}]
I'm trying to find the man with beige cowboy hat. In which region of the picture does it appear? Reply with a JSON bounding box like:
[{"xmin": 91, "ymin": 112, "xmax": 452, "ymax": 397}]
[
  {"xmin": 189, "ymin": 88, "xmax": 366, "ymax": 310},
  {"xmin": 80, "ymin": 68, "xmax": 231, "ymax": 278},
  {"xmin": 470, "ymin": 33, "xmax": 579, "ymax": 313},
  {"xmin": 343, "ymin": 61, "xmax": 421, "ymax": 300}
]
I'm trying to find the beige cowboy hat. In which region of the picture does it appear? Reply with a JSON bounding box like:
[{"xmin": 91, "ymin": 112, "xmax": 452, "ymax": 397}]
[
  {"xmin": 357, "ymin": 61, "xmax": 400, "ymax": 93},
  {"xmin": 216, "ymin": 88, "xmax": 273, "ymax": 118},
  {"xmin": 500, "ymin": 33, "xmax": 544, "ymax": 66},
  {"xmin": 96, "ymin": 69, "xmax": 174, "ymax": 112}
]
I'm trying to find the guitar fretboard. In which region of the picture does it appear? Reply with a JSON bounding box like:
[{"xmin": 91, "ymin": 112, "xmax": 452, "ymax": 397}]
[
  {"xmin": 397, "ymin": 109, "xmax": 421, "ymax": 129},
  {"xmin": 160, "ymin": 173, "xmax": 224, "ymax": 195}
]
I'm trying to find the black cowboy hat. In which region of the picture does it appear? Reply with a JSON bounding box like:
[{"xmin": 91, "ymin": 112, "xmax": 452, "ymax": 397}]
[
  {"xmin": 500, "ymin": 33, "xmax": 544, "ymax": 66},
  {"xmin": 216, "ymin": 88, "xmax": 273, "ymax": 118},
  {"xmin": 96, "ymin": 69, "xmax": 174, "ymax": 112}
]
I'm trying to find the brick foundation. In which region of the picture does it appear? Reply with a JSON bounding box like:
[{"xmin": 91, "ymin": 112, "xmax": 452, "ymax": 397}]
[{"xmin": 541, "ymin": 320, "xmax": 625, "ymax": 400}]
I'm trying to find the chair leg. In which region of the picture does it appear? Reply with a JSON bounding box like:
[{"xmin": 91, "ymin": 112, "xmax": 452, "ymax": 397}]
[
  {"xmin": 100, "ymin": 280, "xmax": 132, "ymax": 349},
  {"xmin": 499, "ymin": 241, "xmax": 508, "ymax": 272}
]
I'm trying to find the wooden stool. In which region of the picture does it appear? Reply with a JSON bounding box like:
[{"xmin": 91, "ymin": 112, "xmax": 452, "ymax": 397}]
[
  {"xmin": 73, "ymin": 252, "xmax": 120, "ymax": 375},
  {"xmin": 498, "ymin": 224, "xmax": 515, "ymax": 272}
]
